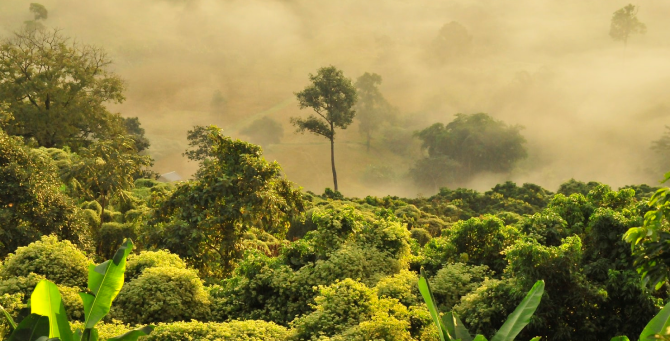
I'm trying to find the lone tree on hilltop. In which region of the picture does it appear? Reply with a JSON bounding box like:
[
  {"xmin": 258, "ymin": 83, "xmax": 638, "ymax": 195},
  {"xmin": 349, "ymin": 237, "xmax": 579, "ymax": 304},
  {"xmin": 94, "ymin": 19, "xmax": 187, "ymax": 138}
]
[
  {"xmin": 291, "ymin": 66, "xmax": 357, "ymax": 192},
  {"xmin": 610, "ymin": 4, "xmax": 646, "ymax": 47}
]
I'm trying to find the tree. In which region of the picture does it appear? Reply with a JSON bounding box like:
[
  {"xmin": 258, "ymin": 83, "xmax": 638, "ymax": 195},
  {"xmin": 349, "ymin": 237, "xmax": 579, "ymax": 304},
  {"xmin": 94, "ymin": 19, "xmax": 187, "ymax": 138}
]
[
  {"xmin": 149, "ymin": 126, "xmax": 304, "ymax": 278},
  {"xmin": 123, "ymin": 117, "xmax": 150, "ymax": 153},
  {"xmin": 240, "ymin": 116, "xmax": 284, "ymax": 146},
  {"xmin": 24, "ymin": 3, "xmax": 48, "ymax": 31},
  {"xmin": 430, "ymin": 21, "xmax": 472, "ymax": 64},
  {"xmin": 292, "ymin": 66, "xmax": 357, "ymax": 192},
  {"xmin": 651, "ymin": 126, "xmax": 670, "ymax": 172},
  {"xmin": 414, "ymin": 113, "xmax": 526, "ymax": 185},
  {"xmin": 0, "ymin": 28, "xmax": 126, "ymax": 150},
  {"xmin": 0, "ymin": 129, "xmax": 87, "ymax": 258},
  {"xmin": 610, "ymin": 4, "xmax": 646, "ymax": 47},
  {"xmin": 67, "ymin": 135, "xmax": 153, "ymax": 231},
  {"xmin": 354, "ymin": 72, "xmax": 396, "ymax": 151}
]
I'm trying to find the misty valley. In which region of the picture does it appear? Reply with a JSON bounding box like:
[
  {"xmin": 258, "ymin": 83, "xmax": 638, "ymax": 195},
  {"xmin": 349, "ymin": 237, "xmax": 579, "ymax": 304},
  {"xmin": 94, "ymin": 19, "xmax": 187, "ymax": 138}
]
[{"xmin": 2, "ymin": 1, "xmax": 670, "ymax": 340}]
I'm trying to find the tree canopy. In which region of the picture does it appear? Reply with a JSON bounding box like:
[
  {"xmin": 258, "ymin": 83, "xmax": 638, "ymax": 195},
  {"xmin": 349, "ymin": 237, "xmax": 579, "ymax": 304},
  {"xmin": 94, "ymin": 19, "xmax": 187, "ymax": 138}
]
[
  {"xmin": 240, "ymin": 116, "xmax": 284, "ymax": 146},
  {"xmin": 292, "ymin": 66, "xmax": 357, "ymax": 191},
  {"xmin": 413, "ymin": 113, "xmax": 527, "ymax": 188},
  {"xmin": 0, "ymin": 129, "xmax": 87, "ymax": 258},
  {"xmin": 148, "ymin": 126, "xmax": 304, "ymax": 278},
  {"xmin": 609, "ymin": 4, "xmax": 646, "ymax": 46},
  {"xmin": 0, "ymin": 28, "xmax": 127, "ymax": 150},
  {"xmin": 354, "ymin": 72, "xmax": 396, "ymax": 151}
]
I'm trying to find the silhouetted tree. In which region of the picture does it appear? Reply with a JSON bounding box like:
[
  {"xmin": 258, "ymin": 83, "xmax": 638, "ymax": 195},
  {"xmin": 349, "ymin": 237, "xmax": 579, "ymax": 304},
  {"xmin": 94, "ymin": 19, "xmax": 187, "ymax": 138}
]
[
  {"xmin": 241, "ymin": 116, "xmax": 284, "ymax": 146},
  {"xmin": 610, "ymin": 4, "xmax": 646, "ymax": 47},
  {"xmin": 354, "ymin": 72, "xmax": 396, "ymax": 151},
  {"xmin": 412, "ymin": 113, "xmax": 526, "ymax": 188},
  {"xmin": 291, "ymin": 66, "xmax": 357, "ymax": 191}
]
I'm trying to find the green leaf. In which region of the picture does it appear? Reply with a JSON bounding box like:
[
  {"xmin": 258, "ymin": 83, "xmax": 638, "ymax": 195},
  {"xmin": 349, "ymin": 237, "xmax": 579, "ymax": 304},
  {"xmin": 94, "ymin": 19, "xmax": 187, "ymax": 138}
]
[
  {"xmin": 640, "ymin": 301, "xmax": 670, "ymax": 341},
  {"xmin": 491, "ymin": 280, "xmax": 545, "ymax": 341},
  {"xmin": 443, "ymin": 312, "xmax": 472, "ymax": 341},
  {"xmin": 107, "ymin": 326, "xmax": 154, "ymax": 340},
  {"xmin": 529, "ymin": 337, "xmax": 542, "ymax": 341},
  {"xmin": 0, "ymin": 303, "xmax": 17, "ymax": 330},
  {"xmin": 473, "ymin": 335, "xmax": 488, "ymax": 341},
  {"xmin": 418, "ymin": 269, "xmax": 450, "ymax": 341},
  {"xmin": 81, "ymin": 239, "xmax": 133, "ymax": 330},
  {"xmin": 610, "ymin": 337, "xmax": 630, "ymax": 341},
  {"xmin": 30, "ymin": 280, "xmax": 73, "ymax": 341},
  {"xmin": 7, "ymin": 313, "xmax": 49, "ymax": 341}
]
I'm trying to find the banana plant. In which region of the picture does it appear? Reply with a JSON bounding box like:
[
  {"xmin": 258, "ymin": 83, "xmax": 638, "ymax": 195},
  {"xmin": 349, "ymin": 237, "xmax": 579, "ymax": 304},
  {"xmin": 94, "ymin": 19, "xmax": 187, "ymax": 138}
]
[
  {"xmin": 0, "ymin": 239, "xmax": 153, "ymax": 341},
  {"xmin": 609, "ymin": 300, "xmax": 670, "ymax": 341},
  {"xmin": 418, "ymin": 268, "xmax": 544, "ymax": 341}
]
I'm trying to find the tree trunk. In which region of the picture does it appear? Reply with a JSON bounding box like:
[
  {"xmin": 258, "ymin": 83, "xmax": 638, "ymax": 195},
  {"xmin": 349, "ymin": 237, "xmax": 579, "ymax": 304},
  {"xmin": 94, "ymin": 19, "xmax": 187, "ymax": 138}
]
[
  {"xmin": 98, "ymin": 194, "xmax": 106, "ymax": 231},
  {"xmin": 330, "ymin": 134, "xmax": 338, "ymax": 192},
  {"xmin": 366, "ymin": 131, "xmax": 371, "ymax": 152}
]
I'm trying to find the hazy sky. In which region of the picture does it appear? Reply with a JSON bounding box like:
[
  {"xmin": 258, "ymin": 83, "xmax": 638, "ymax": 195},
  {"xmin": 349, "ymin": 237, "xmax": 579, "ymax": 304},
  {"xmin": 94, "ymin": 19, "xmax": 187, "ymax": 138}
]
[{"xmin": 1, "ymin": 0, "xmax": 669, "ymax": 196}]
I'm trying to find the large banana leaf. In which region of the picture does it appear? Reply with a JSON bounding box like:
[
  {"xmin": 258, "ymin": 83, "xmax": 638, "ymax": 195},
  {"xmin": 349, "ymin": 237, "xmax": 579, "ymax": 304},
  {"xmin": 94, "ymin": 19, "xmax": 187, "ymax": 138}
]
[
  {"xmin": 0, "ymin": 303, "xmax": 17, "ymax": 330},
  {"xmin": 490, "ymin": 280, "xmax": 545, "ymax": 341},
  {"xmin": 31, "ymin": 280, "xmax": 73, "ymax": 341},
  {"xmin": 107, "ymin": 326, "xmax": 155, "ymax": 341},
  {"xmin": 640, "ymin": 301, "xmax": 670, "ymax": 341},
  {"xmin": 80, "ymin": 239, "xmax": 133, "ymax": 329},
  {"xmin": 418, "ymin": 269, "xmax": 450, "ymax": 341},
  {"xmin": 444, "ymin": 311, "xmax": 472, "ymax": 341},
  {"xmin": 7, "ymin": 313, "xmax": 49, "ymax": 341}
]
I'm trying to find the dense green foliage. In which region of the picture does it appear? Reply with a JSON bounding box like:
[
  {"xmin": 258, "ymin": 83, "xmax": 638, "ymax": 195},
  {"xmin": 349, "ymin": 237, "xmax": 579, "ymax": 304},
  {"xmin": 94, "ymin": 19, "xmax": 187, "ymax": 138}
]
[
  {"xmin": 0, "ymin": 131, "xmax": 88, "ymax": 258},
  {"xmin": 0, "ymin": 20, "xmax": 668, "ymax": 339},
  {"xmin": 0, "ymin": 28, "xmax": 127, "ymax": 150},
  {"xmin": 147, "ymin": 126, "xmax": 304, "ymax": 278}
]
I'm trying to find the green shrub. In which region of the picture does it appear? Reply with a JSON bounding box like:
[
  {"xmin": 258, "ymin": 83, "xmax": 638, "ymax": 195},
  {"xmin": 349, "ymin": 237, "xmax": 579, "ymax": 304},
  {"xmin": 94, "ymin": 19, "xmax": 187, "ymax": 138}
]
[
  {"xmin": 286, "ymin": 208, "xmax": 318, "ymax": 240},
  {"xmin": 0, "ymin": 273, "xmax": 83, "ymax": 331},
  {"xmin": 81, "ymin": 200, "xmax": 102, "ymax": 215},
  {"xmin": 410, "ymin": 228, "xmax": 431, "ymax": 247},
  {"xmin": 112, "ymin": 266, "xmax": 210, "ymax": 324},
  {"xmin": 135, "ymin": 178, "xmax": 160, "ymax": 188},
  {"xmin": 69, "ymin": 321, "xmax": 135, "ymax": 340},
  {"xmin": 124, "ymin": 208, "xmax": 148, "ymax": 223},
  {"xmin": 421, "ymin": 237, "xmax": 458, "ymax": 276},
  {"xmin": 0, "ymin": 235, "xmax": 90, "ymax": 288},
  {"xmin": 453, "ymin": 278, "xmax": 524, "ymax": 337},
  {"xmin": 374, "ymin": 270, "xmax": 421, "ymax": 307},
  {"xmin": 355, "ymin": 217, "xmax": 411, "ymax": 258},
  {"xmin": 309, "ymin": 244, "xmax": 402, "ymax": 286},
  {"xmin": 97, "ymin": 222, "xmax": 137, "ymax": 259},
  {"xmin": 429, "ymin": 263, "xmax": 493, "ymax": 311},
  {"xmin": 0, "ymin": 273, "xmax": 44, "ymax": 337},
  {"xmin": 125, "ymin": 250, "xmax": 187, "ymax": 281},
  {"xmin": 442, "ymin": 215, "xmax": 518, "ymax": 274},
  {"xmin": 58, "ymin": 284, "xmax": 85, "ymax": 321},
  {"xmin": 80, "ymin": 208, "xmax": 101, "ymax": 228},
  {"xmin": 144, "ymin": 320, "xmax": 289, "ymax": 341},
  {"xmin": 210, "ymin": 251, "xmax": 312, "ymax": 325},
  {"xmin": 0, "ymin": 292, "xmax": 22, "ymax": 339},
  {"xmin": 291, "ymin": 278, "xmax": 377, "ymax": 340},
  {"xmin": 331, "ymin": 312, "xmax": 413, "ymax": 341}
]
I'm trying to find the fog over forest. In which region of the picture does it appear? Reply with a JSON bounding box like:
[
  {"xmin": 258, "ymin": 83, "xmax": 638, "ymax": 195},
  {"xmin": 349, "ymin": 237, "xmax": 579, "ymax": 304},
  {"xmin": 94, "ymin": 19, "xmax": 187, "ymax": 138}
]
[{"xmin": 2, "ymin": 0, "xmax": 669, "ymax": 197}]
